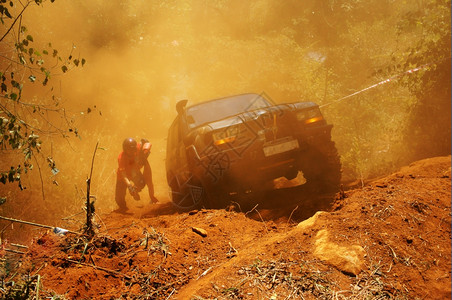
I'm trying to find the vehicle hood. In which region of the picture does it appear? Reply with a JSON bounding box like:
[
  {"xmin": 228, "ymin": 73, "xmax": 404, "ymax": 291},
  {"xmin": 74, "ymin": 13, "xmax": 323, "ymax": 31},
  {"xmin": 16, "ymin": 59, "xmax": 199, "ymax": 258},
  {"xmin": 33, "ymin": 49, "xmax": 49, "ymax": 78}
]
[{"xmin": 203, "ymin": 102, "xmax": 317, "ymax": 131}]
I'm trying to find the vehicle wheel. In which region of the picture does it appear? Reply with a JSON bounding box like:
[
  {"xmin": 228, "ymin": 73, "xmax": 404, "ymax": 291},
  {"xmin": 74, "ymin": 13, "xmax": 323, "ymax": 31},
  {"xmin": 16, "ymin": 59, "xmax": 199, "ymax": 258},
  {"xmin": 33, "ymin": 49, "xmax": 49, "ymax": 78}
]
[
  {"xmin": 300, "ymin": 141, "xmax": 341, "ymax": 194},
  {"xmin": 169, "ymin": 172, "xmax": 207, "ymax": 211}
]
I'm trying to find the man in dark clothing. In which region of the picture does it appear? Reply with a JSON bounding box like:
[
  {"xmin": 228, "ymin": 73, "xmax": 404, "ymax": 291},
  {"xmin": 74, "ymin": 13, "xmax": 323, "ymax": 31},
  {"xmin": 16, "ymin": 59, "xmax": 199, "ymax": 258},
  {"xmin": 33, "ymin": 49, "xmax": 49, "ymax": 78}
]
[{"xmin": 115, "ymin": 137, "xmax": 159, "ymax": 212}]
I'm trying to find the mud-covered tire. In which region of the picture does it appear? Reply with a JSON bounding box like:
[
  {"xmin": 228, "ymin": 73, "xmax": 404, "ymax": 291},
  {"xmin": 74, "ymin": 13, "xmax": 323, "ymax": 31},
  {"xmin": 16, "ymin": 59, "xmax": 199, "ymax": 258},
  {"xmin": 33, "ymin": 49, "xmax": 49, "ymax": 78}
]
[
  {"xmin": 168, "ymin": 172, "xmax": 207, "ymax": 211},
  {"xmin": 299, "ymin": 141, "xmax": 341, "ymax": 193}
]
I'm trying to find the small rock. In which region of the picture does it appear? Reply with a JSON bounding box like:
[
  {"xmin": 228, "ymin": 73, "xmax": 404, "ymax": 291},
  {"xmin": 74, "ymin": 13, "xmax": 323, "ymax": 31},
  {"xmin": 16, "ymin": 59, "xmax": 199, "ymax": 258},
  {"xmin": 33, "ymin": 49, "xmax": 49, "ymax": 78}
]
[
  {"xmin": 314, "ymin": 229, "xmax": 365, "ymax": 276},
  {"xmin": 192, "ymin": 227, "xmax": 207, "ymax": 237}
]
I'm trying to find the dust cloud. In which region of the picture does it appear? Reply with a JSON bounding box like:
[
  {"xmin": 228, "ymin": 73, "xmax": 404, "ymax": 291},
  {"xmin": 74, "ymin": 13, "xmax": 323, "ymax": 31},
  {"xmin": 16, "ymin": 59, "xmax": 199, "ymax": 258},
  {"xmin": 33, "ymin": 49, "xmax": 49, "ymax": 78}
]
[
  {"xmin": 1, "ymin": 1, "xmax": 448, "ymax": 241},
  {"xmin": 5, "ymin": 1, "xmax": 300, "ymax": 225}
]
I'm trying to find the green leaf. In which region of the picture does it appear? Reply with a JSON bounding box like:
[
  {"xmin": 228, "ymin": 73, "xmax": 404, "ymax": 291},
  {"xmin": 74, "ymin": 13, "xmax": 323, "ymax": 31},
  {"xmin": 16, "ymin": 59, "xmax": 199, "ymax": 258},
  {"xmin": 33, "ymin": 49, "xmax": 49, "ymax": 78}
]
[
  {"xmin": 73, "ymin": 59, "xmax": 79, "ymax": 66},
  {"xmin": 8, "ymin": 168, "xmax": 15, "ymax": 182},
  {"xmin": 3, "ymin": 7, "xmax": 11, "ymax": 18},
  {"xmin": 11, "ymin": 80, "xmax": 20, "ymax": 89},
  {"xmin": 26, "ymin": 35, "xmax": 33, "ymax": 42},
  {"xmin": 43, "ymin": 49, "xmax": 48, "ymax": 55},
  {"xmin": 61, "ymin": 65, "xmax": 68, "ymax": 73},
  {"xmin": 82, "ymin": 58, "xmax": 86, "ymax": 66},
  {"xmin": 10, "ymin": 93, "xmax": 17, "ymax": 101}
]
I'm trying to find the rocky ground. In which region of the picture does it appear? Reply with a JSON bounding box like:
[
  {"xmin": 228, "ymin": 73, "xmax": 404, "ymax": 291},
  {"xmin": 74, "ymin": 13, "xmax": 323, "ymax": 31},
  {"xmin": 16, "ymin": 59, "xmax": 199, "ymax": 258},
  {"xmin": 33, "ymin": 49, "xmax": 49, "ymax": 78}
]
[{"xmin": 1, "ymin": 156, "xmax": 451, "ymax": 299}]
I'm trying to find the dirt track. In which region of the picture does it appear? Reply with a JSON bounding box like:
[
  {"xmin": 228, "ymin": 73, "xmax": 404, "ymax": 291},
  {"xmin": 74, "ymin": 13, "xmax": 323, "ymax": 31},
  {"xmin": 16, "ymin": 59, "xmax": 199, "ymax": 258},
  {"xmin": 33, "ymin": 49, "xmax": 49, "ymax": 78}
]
[{"xmin": 2, "ymin": 156, "xmax": 451, "ymax": 299}]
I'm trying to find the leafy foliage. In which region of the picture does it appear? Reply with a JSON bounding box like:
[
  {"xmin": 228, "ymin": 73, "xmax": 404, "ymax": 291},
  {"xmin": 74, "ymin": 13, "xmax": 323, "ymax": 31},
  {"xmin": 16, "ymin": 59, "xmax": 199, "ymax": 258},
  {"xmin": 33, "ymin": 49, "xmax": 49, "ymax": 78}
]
[
  {"xmin": 0, "ymin": 0, "xmax": 85, "ymax": 189},
  {"xmin": 396, "ymin": 0, "xmax": 451, "ymax": 159}
]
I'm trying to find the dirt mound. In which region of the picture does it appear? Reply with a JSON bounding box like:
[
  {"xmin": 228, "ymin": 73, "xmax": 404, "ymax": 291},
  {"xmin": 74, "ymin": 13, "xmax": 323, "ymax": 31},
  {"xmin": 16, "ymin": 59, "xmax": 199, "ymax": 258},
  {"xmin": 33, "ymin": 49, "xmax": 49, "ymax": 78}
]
[{"xmin": 1, "ymin": 156, "xmax": 450, "ymax": 299}]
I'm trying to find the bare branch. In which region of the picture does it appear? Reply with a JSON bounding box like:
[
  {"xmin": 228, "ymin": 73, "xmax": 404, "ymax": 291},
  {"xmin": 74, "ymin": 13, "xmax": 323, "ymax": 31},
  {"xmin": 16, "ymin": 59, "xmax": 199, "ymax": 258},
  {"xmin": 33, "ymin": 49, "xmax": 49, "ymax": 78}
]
[{"xmin": 0, "ymin": 0, "xmax": 32, "ymax": 42}]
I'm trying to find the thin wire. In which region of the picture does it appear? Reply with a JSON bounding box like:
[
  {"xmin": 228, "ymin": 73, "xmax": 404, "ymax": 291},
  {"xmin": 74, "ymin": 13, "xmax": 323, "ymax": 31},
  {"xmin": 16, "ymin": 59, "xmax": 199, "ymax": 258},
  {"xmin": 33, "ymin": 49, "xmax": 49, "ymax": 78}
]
[{"xmin": 320, "ymin": 63, "xmax": 432, "ymax": 108}]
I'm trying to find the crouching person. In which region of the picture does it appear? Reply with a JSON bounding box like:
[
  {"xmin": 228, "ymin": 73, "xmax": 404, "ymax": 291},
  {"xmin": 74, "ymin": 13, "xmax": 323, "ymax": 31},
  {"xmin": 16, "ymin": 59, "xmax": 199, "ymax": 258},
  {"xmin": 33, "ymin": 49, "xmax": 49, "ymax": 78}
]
[{"xmin": 115, "ymin": 137, "xmax": 159, "ymax": 213}]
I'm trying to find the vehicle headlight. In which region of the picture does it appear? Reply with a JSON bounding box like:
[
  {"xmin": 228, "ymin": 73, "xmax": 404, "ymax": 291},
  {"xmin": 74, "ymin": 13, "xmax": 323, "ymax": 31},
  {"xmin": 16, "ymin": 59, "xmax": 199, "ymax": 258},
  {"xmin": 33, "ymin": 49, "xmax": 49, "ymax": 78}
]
[
  {"xmin": 296, "ymin": 108, "xmax": 324, "ymax": 124},
  {"xmin": 212, "ymin": 126, "xmax": 239, "ymax": 146}
]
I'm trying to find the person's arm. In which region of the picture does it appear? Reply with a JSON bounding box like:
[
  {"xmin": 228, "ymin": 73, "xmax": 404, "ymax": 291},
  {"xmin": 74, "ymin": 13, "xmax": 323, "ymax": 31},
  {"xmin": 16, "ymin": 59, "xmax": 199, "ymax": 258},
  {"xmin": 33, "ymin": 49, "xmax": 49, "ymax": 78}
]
[
  {"xmin": 138, "ymin": 140, "xmax": 152, "ymax": 165},
  {"xmin": 142, "ymin": 140, "xmax": 152, "ymax": 156},
  {"xmin": 118, "ymin": 153, "xmax": 135, "ymax": 192}
]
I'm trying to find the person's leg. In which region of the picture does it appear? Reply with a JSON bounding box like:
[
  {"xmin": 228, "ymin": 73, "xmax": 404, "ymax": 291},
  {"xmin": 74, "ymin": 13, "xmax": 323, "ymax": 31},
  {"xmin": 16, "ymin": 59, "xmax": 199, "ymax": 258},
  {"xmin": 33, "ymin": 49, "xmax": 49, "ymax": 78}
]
[
  {"xmin": 115, "ymin": 175, "xmax": 128, "ymax": 211},
  {"xmin": 143, "ymin": 161, "xmax": 159, "ymax": 203}
]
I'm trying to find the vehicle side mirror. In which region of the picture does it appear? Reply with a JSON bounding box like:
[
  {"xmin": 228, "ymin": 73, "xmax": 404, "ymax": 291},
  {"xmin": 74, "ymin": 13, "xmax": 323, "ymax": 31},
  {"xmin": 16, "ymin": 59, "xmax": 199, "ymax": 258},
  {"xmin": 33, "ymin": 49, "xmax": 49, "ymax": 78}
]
[
  {"xmin": 176, "ymin": 99, "xmax": 188, "ymax": 115},
  {"xmin": 186, "ymin": 115, "xmax": 195, "ymax": 125}
]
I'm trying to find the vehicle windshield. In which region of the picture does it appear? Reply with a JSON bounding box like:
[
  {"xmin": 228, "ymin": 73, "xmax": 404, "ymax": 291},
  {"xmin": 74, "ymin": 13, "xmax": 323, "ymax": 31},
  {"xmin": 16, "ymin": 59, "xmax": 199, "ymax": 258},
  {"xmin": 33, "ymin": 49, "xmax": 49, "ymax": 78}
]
[{"xmin": 186, "ymin": 94, "xmax": 271, "ymax": 128}]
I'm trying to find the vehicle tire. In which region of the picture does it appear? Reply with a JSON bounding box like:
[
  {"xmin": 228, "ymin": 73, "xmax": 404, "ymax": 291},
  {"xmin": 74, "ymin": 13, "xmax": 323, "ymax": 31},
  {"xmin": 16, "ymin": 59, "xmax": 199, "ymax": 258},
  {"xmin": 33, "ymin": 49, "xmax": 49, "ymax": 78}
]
[
  {"xmin": 300, "ymin": 141, "xmax": 341, "ymax": 194},
  {"xmin": 168, "ymin": 172, "xmax": 207, "ymax": 211}
]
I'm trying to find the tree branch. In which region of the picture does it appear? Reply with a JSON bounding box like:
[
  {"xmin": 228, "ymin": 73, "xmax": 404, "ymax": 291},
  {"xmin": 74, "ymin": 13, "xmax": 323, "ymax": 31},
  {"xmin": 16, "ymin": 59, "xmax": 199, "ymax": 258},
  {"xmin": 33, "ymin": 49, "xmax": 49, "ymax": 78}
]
[{"xmin": 0, "ymin": 1, "xmax": 32, "ymax": 42}]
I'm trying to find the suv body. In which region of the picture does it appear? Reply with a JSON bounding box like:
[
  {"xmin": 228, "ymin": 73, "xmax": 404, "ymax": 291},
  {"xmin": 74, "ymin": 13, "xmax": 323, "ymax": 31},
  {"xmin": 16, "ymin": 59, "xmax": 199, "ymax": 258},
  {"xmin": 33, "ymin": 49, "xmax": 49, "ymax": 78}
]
[{"xmin": 166, "ymin": 93, "xmax": 341, "ymax": 210}]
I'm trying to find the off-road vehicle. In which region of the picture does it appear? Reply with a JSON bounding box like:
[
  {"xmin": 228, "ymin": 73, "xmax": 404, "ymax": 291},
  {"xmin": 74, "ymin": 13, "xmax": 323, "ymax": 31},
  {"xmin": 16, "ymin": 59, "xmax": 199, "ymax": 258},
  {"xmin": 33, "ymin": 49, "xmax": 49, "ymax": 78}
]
[{"xmin": 166, "ymin": 93, "xmax": 341, "ymax": 210}]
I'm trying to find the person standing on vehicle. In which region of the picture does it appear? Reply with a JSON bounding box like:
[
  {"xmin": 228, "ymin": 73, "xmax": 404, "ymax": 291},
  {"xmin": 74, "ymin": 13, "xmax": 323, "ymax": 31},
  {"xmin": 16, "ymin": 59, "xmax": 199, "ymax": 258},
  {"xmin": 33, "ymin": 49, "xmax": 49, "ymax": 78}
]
[{"xmin": 115, "ymin": 137, "xmax": 159, "ymax": 212}]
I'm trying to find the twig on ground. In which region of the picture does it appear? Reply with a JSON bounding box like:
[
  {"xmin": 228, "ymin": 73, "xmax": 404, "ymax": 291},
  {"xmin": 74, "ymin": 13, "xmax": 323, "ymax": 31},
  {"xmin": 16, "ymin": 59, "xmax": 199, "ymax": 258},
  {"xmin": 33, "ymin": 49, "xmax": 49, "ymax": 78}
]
[
  {"xmin": 386, "ymin": 262, "xmax": 393, "ymax": 273},
  {"xmin": 0, "ymin": 216, "xmax": 80, "ymax": 235},
  {"xmin": 230, "ymin": 201, "xmax": 242, "ymax": 212},
  {"xmin": 147, "ymin": 281, "xmax": 176, "ymax": 298},
  {"xmin": 4, "ymin": 248, "xmax": 26, "ymax": 255},
  {"xmin": 245, "ymin": 204, "xmax": 259, "ymax": 216},
  {"xmin": 227, "ymin": 242, "xmax": 238, "ymax": 258},
  {"xmin": 197, "ymin": 265, "xmax": 217, "ymax": 280},
  {"xmin": 166, "ymin": 288, "xmax": 176, "ymax": 299},
  {"xmin": 387, "ymin": 244, "xmax": 397, "ymax": 261},
  {"xmin": 287, "ymin": 206, "xmax": 299, "ymax": 227},
  {"xmin": 244, "ymin": 204, "xmax": 268, "ymax": 232},
  {"xmin": 11, "ymin": 243, "xmax": 28, "ymax": 249},
  {"xmin": 65, "ymin": 259, "xmax": 131, "ymax": 279},
  {"xmin": 33, "ymin": 264, "xmax": 45, "ymax": 276}
]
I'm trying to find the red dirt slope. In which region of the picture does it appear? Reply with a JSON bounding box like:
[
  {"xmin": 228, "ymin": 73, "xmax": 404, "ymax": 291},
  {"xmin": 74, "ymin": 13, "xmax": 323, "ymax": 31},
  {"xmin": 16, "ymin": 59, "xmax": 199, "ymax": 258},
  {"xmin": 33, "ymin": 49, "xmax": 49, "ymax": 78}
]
[{"xmin": 2, "ymin": 156, "xmax": 451, "ymax": 299}]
